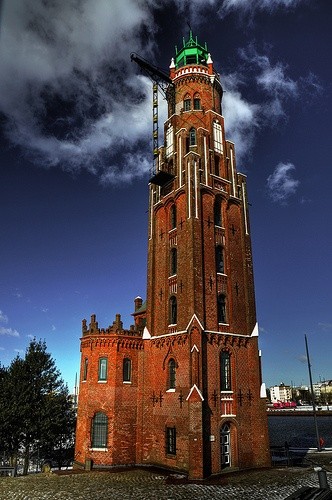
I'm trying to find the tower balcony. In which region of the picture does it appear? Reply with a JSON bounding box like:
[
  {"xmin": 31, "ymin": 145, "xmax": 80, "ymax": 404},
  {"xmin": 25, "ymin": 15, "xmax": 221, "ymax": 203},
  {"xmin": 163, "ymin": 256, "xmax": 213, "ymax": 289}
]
[{"xmin": 150, "ymin": 159, "xmax": 175, "ymax": 187}]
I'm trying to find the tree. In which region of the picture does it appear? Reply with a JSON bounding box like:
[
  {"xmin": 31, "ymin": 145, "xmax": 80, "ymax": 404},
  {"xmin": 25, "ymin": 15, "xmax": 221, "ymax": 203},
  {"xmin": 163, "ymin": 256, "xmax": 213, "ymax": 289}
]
[
  {"xmin": 0, "ymin": 358, "xmax": 26, "ymax": 467},
  {"xmin": 0, "ymin": 339, "xmax": 76, "ymax": 474}
]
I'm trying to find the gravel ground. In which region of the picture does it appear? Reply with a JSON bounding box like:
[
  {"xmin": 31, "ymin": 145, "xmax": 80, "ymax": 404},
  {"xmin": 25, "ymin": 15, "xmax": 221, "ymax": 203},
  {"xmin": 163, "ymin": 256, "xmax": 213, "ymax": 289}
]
[{"xmin": 0, "ymin": 452, "xmax": 331, "ymax": 500}]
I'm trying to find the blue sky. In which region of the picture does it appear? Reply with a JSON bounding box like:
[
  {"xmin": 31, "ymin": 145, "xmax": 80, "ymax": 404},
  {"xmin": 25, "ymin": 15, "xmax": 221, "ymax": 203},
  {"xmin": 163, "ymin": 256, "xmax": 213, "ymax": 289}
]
[{"xmin": 0, "ymin": 0, "xmax": 331, "ymax": 392}]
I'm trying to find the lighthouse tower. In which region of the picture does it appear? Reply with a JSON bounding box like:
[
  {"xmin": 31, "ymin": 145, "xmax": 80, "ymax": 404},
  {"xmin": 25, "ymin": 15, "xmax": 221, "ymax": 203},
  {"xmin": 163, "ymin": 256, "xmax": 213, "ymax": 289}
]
[
  {"xmin": 140, "ymin": 32, "xmax": 270, "ymax": 478},
  {"xmin": 74, "ymin": 32, "xmax": 270, "ymax": 479}
]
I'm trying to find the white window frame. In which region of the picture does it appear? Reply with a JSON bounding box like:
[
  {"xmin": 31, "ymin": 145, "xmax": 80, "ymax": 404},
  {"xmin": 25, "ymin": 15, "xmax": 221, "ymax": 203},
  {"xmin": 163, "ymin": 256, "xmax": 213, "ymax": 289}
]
[
  {"xmin": 166, "ymin": 125, "xmax": 174, "ymax": 158},
  {"xmin": 213, "ymin": 121, "xmax": 223, "ymax": 153}
]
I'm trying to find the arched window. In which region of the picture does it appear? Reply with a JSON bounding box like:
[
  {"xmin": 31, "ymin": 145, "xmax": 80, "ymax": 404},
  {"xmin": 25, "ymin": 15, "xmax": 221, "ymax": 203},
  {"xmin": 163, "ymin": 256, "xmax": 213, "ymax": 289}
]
[
  {"xmin": 220, "ymin": 351, "xmax": 231, "ymax": 391},
  {"xmin": 170, "ymin": 248, "xmax": 177, "ymax": 275},
  {"xmin": 189, "ymin": 128, "xmax": 196, "ymax": 146},
  {"xmin": 216, "ymin": 245, "xmax": 224, "ymax": 274},
  {"xmin": 169, "ymin": 296, "xmax": 177, "ymax": 324},
  {"xmin": 168, "ymin": 359, "xmax": 176, "ymax": 389},
  {"xmin": 91, "ymin": 412, "xmax": 108, "ymax": 448},
  {"xmin": 170, "ymin": 204, "xmax": 176, "ymax": 229},
  {"xmin": 193, "ymin": 94, "xmax": 201, "ymax": 110},
  {"xmin": 183, "ymin": 95, "xmax": 191, "ymax": 111},
  {"xmin": 217, "ymin": 294, "xmax": 227, "ymax": 324},
  {"xmin": 123, "ymin": 358, "xmax": 131, "ymax": 382},
  {"xmin": 214, "ymin": 196, "xmax": 222, "ymax": 226}
]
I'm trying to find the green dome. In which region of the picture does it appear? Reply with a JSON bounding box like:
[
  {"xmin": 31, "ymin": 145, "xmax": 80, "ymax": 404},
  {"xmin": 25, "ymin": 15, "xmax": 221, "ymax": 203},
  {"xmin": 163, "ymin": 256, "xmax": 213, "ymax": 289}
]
[{"xmin": 175, "ymin": 31, "xmax": 209, "ymax": 69}]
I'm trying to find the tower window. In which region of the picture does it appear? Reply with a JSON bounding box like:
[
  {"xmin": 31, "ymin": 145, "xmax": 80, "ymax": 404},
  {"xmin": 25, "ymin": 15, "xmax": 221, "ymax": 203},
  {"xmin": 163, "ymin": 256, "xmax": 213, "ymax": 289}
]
[
  {"xmin": 169, "ymin": 296, "xmax": 177, "ymax": 325},
  {"xmin": 168, "ymin": 359, "xmax": 176, "ymax": 389},
  {"xmin": 166, "ymin": 427, "xmax": 176, "ymax": 455},
  {"xmin": 98, "ymin": 357, "xmax": 108, "ymax": 381},
  {"xmin": 184, "ymin": 98, "xmax": 191, "ymax": 111},
  {"xmin": 170, "ymin": 204, "xmax": 177, "ymax": 229},
  {"xmin": 216, "ymin": 245, "xmax": 224, "ymax": 274},
  {"xmin": 189, "ymin": 128, "xmax": 196, "ymax": 146},
  {"xmin": 213, "ymin": 121, "xmax": 223, "ymax": 153},
  {"xmin": 217, "ymin": 294, "xmax": 227, "ymax": 324},
  {"xmin": 166, "ymin": 124, "xmax": 174, "ymax": 158},
  {"xmin": 170, "ymin": 247, "xmax": 177, "ymax": 275},
  {"xmin": 214, "ymin": 155, "xmax": 220, "ymax": 176},
  {"xmin": 123, "ymin": 358, "xmax": 132, "ymax": 382},
  {"xmin": 214, "ymin": 196, "xmax": 222, "ymax": 226},
  {"xmin": 186, "ymin": 55, "xmax": 197, "ymax": 65},
  {"xmin": 194, "ymin": 97, "xmax": 201, "ymax": 110},
  {"xmin": 83, "ymin": 358, "xmax": 88, "ymax": 381},
  {"xmin": 91, "ymin": 412, "xmax": 108, "ymax": 448},
  {"xmin": 220, "ymin": 351, "xmax": 231, "ymax": 391}
]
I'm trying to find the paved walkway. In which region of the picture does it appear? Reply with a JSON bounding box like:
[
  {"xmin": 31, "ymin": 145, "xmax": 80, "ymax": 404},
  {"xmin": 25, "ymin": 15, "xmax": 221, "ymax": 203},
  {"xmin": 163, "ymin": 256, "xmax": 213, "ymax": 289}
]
[{"xmin": 0, "ymin": 453, "xmax": 331, "ymax": 500}]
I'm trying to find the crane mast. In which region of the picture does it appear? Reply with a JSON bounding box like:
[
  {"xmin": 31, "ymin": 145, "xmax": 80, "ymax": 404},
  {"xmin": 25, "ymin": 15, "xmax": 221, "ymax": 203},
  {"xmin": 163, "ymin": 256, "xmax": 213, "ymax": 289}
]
[{"xmin": 131, "ymin": 53, "xmax": 175, "ymax": 185}]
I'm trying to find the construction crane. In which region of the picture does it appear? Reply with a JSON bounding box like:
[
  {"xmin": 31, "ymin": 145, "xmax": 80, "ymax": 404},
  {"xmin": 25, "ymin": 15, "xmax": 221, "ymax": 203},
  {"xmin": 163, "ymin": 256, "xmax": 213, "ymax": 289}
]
[{"xmin": 131, "ymin": 53, "xmax": 175, "ymax": 186}]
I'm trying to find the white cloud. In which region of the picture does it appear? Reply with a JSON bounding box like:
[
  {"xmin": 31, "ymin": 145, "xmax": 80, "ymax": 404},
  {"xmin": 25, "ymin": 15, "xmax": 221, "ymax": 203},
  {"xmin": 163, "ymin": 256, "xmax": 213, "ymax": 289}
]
[
  {"xmin": 222, "ymin": 85, "xmax": 259, "ymax": 162},
  {"xmin": 298, "ymin": 354, "xmax": 308, "ymax": 364},
  {"xmin": 318, "ymin": 323, "xmax": 332, "ymax": 332},
  {"xmin": 221, "ymin": 51, "xmax": 296, "ymax": 164},
  {"xmin": 0, "ymin": 326, "xmax": 20, "ymax": 337},
  {"xmin": 0, "ymin": 310, "xmax": 9, "ymax": 323},
  {"xmin": 266, "ymin": 162, "xmax": 300, "ymax": 203},
  {"xmin": 257, "ymin": 63, "xmax": 297, "ymax": 97},
  {"xmin": 217, "ymin": 0, "xmax": 305, "ymax": 18},
  {"xmin": 238, "ymin": 46, "xmax": 299, "ymax": 122},
  {"xmin": 172, "ymin": 0, "xmax": 306, "ymax": 23},
  {"xmin": 0, "ymin": 1, "xmax": 316, "ymax": 183},
  {"xmin": 220, "ymin": 45, "xmax": 318, "ymax": 166},
  {"xmin": 0, "ymin": 0, "xmax": 157, "ymax": 183}
]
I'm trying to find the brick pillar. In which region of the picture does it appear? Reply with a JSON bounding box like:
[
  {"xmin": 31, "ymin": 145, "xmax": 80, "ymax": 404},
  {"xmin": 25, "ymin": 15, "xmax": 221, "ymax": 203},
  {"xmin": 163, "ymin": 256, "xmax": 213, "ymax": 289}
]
[{"xmin": 187, "ymin": 385, "xmax": 204, "ymax": 479}]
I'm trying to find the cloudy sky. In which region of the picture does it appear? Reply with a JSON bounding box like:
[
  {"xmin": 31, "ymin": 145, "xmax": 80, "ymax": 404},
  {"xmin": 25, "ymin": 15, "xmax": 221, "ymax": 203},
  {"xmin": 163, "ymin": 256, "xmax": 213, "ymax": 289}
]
[{"xmin": 0, "ymin": 0, "xmax": 331, "ymax": 391}]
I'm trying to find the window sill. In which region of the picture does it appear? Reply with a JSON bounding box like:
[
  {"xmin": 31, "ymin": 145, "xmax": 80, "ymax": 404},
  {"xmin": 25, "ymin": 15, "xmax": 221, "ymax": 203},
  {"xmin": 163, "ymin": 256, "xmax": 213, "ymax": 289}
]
[
  {"xmin": 166, "ymin": 388, "xmax": 176, "ymax": 393},
  {"xmin": 123, "ymin": 381, "xmax": 132, "ymax": 384},
  {"xmin": 89, "ymin": 448, "xmax": 108, "ymax": 452},
  {"xmin": 218, "ymin": 323, "xmax": 229, "ymax": 326},
  {"xmin": 98, "ymin": 380, "xmax": 107, "ymax": 384}
]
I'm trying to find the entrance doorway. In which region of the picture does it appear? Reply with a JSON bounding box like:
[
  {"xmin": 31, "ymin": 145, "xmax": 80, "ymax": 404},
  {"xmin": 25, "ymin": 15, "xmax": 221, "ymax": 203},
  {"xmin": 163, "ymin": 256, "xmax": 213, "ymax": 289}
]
[{"xmin": 220, "ymin": 423, "xmax": 231, "ymax": 468}]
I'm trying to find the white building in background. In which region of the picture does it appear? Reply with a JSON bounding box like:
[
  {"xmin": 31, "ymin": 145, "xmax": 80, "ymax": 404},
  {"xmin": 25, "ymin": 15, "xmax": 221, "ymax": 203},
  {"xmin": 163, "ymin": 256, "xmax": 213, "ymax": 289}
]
[{"xmin": 270, "ymin": 383, "xmax": 292, "ymax": 403}]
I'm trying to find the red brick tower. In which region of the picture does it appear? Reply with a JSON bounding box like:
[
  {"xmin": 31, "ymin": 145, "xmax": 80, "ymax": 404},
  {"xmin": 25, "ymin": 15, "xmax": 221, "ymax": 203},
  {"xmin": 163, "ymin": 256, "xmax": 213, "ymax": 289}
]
[
  {"xmin": 74, "ymin": 32, "xmax": 270, "ymax": 479},
  {"xmin": 139, "ymin": 32, "xmax": 270, "ymax": 478}
]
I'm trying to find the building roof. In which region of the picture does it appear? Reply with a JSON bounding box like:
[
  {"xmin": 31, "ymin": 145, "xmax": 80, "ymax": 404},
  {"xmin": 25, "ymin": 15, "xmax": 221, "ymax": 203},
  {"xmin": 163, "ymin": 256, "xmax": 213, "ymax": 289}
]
[
  {"xmin": 174, "ymin": 31, "xmax": 209, "ymax": 69},
  {"xmin": 132, "ymin": 300, "xmax": 146, "ymax": 315}
]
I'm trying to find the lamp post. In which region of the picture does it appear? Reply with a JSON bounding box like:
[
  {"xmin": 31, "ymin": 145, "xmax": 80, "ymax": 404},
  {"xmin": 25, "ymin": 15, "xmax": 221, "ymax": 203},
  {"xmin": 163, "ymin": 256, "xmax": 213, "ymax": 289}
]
[{"xmin": 305, "ymin": 334, "xmax": 321, "ymax": 451}]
